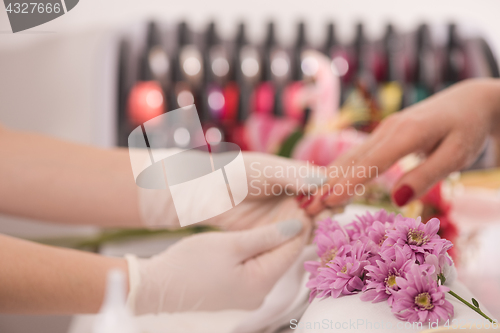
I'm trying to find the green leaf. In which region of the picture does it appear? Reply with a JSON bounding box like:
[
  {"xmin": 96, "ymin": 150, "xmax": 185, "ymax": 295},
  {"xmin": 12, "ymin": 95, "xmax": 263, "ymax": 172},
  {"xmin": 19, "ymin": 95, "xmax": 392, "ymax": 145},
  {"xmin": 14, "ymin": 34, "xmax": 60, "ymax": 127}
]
[
  {"xmin": 472, "ymin": 298, "xmax": 480, "ymax": 308},
  {"xmin": 277, "ymin": 130, "xmax": 303, "ymax": 158}
]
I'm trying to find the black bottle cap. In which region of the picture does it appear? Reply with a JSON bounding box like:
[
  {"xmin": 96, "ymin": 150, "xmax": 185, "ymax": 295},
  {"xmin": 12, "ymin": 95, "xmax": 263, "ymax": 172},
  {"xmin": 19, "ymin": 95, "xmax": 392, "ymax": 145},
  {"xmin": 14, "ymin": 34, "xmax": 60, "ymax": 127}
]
[
  {"xmin": 146, "ymin": 21, "xmax": 161, "ymax": 50},
  {"xmin": 443, "ymin": 23, "xmax": 463, "ymax": 83},
  {"xmin": 232, "ymin": 22, "xmax": 247, "ymax": 82},
  {"xmin": 354, "ymin": 22, "xmax": 366, "ymax": 74},
  {"xmin": 235, "ymin": 22, "xmax": 247, "ymax": 49},
  {"xmin": 415, "ymin": 23, "xmax": 431, "ymax": 85},
  {"xmin": 204, "ymin": 21, "xmax": 218, "ymax": 84},
  {"xmin": 177, "ymin": 21, "xmax": 190, "ymax": 47},
  {"xmin": 295, "ymin": 21, "xmax": 306, "ymax": 49},
  {"xmin": 292, "ymin": 21, "xmax": 306, "ymax": 81},
  {"xmin": 262, "ymin": 21, "xmax": 276, "ymax": 81},
  {"xmin": 265, "ymin": 21, "xmax": 276, "ymax": 49},
  {"xmin": 446, "ymin": 23, "xmax": 458, "ymax": 49},
  {"xmin": 117, "ymin": 39, "xmax": 130, "ymax": 146},
  {"xmin": 416, "ymin": 23, "xmax": 431, "ymax": 54},
  {"xmin": 140, "ymin": 21, "xmax": 162, "ymax": 81},
  {"xmin": 206, "ymin": 21, "xmax": 218, "ymax": 48},
  {"xmin": 323, "ymin": 22, "xmax": 337, "ymax": 56},
  {"xmin": 233, "ymin": 22, "xmax": 250, "ymax": 121},
  {"xmin": 383, "ymin": 23, "xmax": 398, "ymax": 81},
  {"xmin": 172, "ymin": 21, "xmax": 191, "ymax": 83}
]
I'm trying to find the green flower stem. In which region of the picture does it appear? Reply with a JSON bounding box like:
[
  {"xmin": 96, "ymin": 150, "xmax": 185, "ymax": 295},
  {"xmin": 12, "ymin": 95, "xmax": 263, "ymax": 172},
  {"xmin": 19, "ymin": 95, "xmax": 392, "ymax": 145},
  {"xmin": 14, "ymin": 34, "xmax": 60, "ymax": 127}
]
[
  {"xmin": 448, "ymin": 290, "xmax": 494, "ymax": 323},
  {"xmin": 31, "ymin": 226, "xmax": 215, "ymax": 251}
]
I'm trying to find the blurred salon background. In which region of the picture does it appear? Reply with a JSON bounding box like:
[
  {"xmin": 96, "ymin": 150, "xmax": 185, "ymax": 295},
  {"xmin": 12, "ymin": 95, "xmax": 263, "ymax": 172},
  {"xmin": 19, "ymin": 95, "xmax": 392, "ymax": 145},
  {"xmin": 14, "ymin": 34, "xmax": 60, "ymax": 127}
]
[{"xmin": 1, "ymin": 0, "xmax": 500, "ymax": 332}]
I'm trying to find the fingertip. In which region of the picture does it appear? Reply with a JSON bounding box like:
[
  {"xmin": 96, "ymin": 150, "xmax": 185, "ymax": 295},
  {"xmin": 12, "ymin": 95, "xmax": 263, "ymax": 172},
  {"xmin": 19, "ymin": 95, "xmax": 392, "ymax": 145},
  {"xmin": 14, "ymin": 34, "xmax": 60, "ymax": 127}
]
[
  {"xmin": 304, "ymin": 197, "xmax": 325, "ymax": 216},
  {"xmin": 319, "ymin": 190, "xmax": 331, "ymax": 203},
  {"xmin": 392, "ymin": 184, "xmax": 415, "ymax": 207},
  {"xmin": 299, "ymin": 196, "xmax": 314, "ymax": 209},
  {"xmin": 276, "ymin": 219, "xmax": 303, "ymax": 239}
]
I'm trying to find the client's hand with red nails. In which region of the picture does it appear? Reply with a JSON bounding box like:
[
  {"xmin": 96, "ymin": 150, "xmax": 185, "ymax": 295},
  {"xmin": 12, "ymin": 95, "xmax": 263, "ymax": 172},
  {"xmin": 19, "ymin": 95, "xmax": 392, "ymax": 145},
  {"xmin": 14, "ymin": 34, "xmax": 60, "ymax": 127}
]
[{"xmin": 305, "ymin": 78, "xmax": 500, "ymax": 216}]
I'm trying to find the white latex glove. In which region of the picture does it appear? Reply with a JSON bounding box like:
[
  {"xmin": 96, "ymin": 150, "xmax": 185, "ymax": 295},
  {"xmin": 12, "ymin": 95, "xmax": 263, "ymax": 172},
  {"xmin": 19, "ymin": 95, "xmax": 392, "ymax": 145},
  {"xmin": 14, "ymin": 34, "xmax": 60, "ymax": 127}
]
[
  {"xmin": 125, "ymin": 208, "xmax": 311, "ymax": 314},
  {"xmin": 139, "ymin": 152, "xmax": 326, "ymax": 230}
]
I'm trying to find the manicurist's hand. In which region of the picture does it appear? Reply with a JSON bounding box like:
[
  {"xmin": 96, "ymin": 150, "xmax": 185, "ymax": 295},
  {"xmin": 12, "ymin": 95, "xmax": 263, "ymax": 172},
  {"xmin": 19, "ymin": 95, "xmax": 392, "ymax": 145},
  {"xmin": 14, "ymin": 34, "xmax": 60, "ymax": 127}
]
[
  {"xmin": 126, "ymin": 203, "xmax": 311, "ymax": 314},
  {"xmin": 141, "ymin": 152, "xmax": 326, "ymax": 230},
  {"xmin": 305, "ymin": 78, "xmax": 500, "ymax": 216}
]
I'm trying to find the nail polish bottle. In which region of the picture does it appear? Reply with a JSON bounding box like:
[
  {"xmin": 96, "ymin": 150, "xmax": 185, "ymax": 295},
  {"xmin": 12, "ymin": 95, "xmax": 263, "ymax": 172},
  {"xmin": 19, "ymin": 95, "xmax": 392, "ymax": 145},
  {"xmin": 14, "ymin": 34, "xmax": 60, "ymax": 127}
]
[
  {"xmin": 409, "ymin": 23, "xmax": 435, "ymax": 105},
  {"xmin": 172, "ymin": 21, "xmax": 203, "ymax": 111},
  {"xmin": 441, "ymin": 23, "xmax": 467, "ymax": 89},
  {"xmin": 259, "ymin": 22, "xmax": 298, "ymax": 152},
  {"xmin": 169, "ymin": 21, "xmax": 207, "ymax": 148},
  {"xmin": 145, "ymin": 22, "xmax": 170, "ymax": 89},
  {"xmin": 377, "ymin": 24, "xmax": 404, "ymax": 118},
  {"xmin": 225, "ymin": 23, "xmax": 250, "ymax": 150},
  {"xmin": 351, "ymin": 23, "xmax": 367, "ymax": 83},
  {"xmin": 117, "ymin": 39, "xmax": 130, "ymax": 147},
  {"xmin": 234, "ymin": 39, "xmax": 261, "ymax": 149},
  {"xmin": 340, "ymin": 23, "xmax": 381, "ymax": 132},
  {"xmin": 254, "ymin": 22, "xmax": 277, "ymax": 115},
  {"xmin": 127, "ymin": 21, "xmax": 166, "ymax": 126},
  {"xmin": 322, "ymin": 22, "xmax": 337, "ymax": 57},
  {"xmin": 323, "ymin": 22, "xmax": 350, "ymax": 106},
  {"xmin": 281, "ymin": 22, "xmax": 308, "ymax": 123},
  {"xmin": 201, "ymin": 21, "xmax": 226, "ymax": 146},
  {"xmin": 292, "ymin": 21, "xmax": 307, "ymax": 82}
]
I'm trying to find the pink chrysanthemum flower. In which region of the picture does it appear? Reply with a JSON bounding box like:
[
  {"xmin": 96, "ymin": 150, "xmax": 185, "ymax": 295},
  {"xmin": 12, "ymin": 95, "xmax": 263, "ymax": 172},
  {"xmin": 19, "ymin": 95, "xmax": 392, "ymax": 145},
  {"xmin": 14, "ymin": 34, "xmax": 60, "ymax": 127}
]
[
  {"xmin": 392, "ymin": 264, "xmax": 454, "ymax": 323},
  {"xmin": 305, "ymin": 218, "xmax": 350, "ymax": 300},
  {"xmin": 361, "ymin": 246, "xmax": 413, "ymax": 305},
  {"xmin": 366, "ymin": 221, "xmax": 389, "ymax": 247},
  {"xmin": 427, "ymin": 238, "xmax": 453, "ymax": 265},
  {"xmin": 314, "ymin": 229, "xmax": 350, "ymax": 266},
  {"xmin": 345, "ymin": 210, "xmax": 396, "ymax": 241},
  {"xmin": 424, "ymin": 253, "xmax": 457, "ymax": 285},
  {"xmin": 308, "ymin": 241, "xmax": 369, "ymax": 301},
  {"xmin": 304, "ymin": 260, "xmax": 321, "ymax": 280},
  {"xmin": 315, "ymin": 217, "xmax": 343, "ymax": 236},
  {"xmin": 382, "ymin": 217, "xmax": 451, "ymax": 264}
]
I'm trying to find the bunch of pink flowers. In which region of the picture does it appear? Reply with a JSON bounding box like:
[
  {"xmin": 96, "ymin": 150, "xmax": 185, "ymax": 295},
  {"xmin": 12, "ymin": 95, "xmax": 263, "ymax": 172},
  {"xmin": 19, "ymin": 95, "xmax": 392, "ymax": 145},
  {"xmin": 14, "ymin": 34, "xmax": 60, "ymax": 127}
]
[{"xmin": 305, "ymin": 209, "xmax": 456, "ymax": 323}]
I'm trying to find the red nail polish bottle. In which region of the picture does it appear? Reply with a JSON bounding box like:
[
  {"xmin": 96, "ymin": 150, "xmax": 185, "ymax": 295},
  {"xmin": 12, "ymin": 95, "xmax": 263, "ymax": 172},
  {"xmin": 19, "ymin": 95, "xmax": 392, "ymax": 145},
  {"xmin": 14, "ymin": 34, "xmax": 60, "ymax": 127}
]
[{"xmin": 127, "ymin": 22, "xmax": 166, "ymax": 126}]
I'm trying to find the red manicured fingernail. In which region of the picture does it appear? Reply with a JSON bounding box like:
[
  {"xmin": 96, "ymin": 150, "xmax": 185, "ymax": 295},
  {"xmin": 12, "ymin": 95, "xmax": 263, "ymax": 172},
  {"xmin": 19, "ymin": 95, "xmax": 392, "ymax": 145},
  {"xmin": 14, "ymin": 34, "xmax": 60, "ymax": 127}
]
[
  {"xmin": 320, "ymin": 190, "xmax": 331, "ymax": 203},
  {"xmin": 393, "ymin": 185, "xmax": 414, "ymax": 207},
  {"xmin": 296, "ymin": 193, "xmax": 305, "ymax": 202},
  {"xmin": 296, "ymin": 195, "xmax": 307, "ymax": 207},
  {"xmin": 300, "ymin": 196, "xmax": 314, "ymax": 209}
]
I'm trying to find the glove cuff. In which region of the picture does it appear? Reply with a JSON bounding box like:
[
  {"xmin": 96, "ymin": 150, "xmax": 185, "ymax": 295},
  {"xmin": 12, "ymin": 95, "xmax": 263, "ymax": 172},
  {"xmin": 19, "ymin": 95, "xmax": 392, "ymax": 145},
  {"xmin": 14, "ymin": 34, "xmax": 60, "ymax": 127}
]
[
  {"xmin": 131, "ymin": 148, "xmax": 181, "ymax": 229},
  {"xmin": 138, "ymin": 186, "xmax": 179, "ymax": 228},
  {"xmin": 124, "ymin": 254, "xmax": 141, "ymax": 314}
]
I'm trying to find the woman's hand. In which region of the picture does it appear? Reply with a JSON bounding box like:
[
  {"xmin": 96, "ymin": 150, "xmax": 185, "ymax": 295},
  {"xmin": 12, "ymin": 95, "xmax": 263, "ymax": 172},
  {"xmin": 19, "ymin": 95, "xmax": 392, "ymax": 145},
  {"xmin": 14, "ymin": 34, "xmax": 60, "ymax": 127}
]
[
  {"xmin": 305, "ymin": 78, "xmax": 500, "ymax": 216},
  {"xmin": 126, "ymin": 206, "xmax": 311, "ymax": 314}
]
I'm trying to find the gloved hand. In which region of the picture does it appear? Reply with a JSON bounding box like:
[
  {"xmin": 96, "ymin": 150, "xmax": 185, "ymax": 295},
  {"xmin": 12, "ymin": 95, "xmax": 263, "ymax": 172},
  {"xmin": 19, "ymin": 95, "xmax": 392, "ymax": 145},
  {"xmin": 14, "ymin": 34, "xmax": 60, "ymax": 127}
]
[
  {"xmin": 139, "ymin": 152, "xmax": 326, "ymax": 230},
  {"xmin": 125, "ymin": 203, "xmax": 311, "ymax": 314}
]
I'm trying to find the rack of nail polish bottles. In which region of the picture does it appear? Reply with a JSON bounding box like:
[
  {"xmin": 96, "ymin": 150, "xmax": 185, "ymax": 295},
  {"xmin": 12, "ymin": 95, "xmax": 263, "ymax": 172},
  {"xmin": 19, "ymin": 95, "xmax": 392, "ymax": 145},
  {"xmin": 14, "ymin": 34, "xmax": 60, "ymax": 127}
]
[{"xmin": 116, "ymin": 20, "xmax": 499, "ymax": 154}]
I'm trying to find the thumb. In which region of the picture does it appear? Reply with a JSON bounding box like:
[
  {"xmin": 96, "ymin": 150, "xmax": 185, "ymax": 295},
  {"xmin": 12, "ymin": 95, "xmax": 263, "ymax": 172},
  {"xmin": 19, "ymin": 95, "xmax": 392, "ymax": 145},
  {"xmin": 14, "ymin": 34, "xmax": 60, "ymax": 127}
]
[
  {"xmin": 392, "ymin": 135, "xmax": 467, "ymax": 206},
  {"xmin": 239, "ymin": 220, "xmax": 309, "ymax": 291},
  {"xmin": 233, "ymin": 219, "xmax": 305, "ymax": 260}
]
